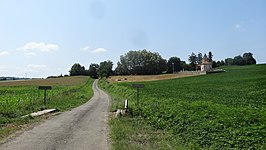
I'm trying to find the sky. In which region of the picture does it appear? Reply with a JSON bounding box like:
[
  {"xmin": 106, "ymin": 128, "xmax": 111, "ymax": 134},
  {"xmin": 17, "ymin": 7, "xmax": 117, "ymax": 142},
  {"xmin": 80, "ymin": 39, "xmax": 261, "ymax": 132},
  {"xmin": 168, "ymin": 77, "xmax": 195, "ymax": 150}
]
[{"xmin": 0, "ymin": 0, "xmax": 265, "ymax": 78}]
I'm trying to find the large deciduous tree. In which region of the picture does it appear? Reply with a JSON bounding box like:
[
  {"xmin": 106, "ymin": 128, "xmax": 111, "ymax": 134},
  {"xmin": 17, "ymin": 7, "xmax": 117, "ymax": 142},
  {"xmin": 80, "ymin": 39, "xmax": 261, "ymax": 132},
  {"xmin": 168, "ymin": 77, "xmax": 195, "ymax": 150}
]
[
  {"xmin": 233, "ymin": 55, "xmax": 245, "ymax": 65},
  {"xmin": 167, "ymin": 57, "xmax": 183, "ymax": 73},
  {"xmin": 116, "ymin": 49, "xmax": 167, "ymax": 75},
  {"xmin": 225, "ymin": 58, "xmax": 234, "ymax": 65},
  {"xmin": 88, "ymin": 63, "xmax": 99, "ymax": 79},
  {"xmin": 98, "ymin": 60, "xmax": 113, "ymax": 78},
  {"xmin": 69, "ymin": 63, "xmax": 87, "ymax": 76},
  {"xmin": 243, "ymin": 52, "xmax": 256, "ymax": 65}
]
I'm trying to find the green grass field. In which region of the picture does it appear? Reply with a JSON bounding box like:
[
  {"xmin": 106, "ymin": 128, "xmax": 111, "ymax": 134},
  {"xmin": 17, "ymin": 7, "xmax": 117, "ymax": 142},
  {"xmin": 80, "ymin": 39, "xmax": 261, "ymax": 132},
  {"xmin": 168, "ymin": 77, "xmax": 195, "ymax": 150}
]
[
  {"xmin": 100, "ymin": 64, "xmax": 266, "ymax": 149},
  {"xmin": 0, "ymin": 76, "xmax": 93, "ymax": 141}
]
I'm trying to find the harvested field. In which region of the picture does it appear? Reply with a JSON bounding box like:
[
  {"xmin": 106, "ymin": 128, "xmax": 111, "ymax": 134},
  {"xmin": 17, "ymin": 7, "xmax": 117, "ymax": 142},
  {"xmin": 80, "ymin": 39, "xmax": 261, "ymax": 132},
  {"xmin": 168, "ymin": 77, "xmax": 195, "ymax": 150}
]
[
  {"xmin": 0, "ymin": 76, "xmax": 89, "ymax": 87},
  {"xmin": 108, "ymin": 73, "xmax": 202, "ymax": 83}
]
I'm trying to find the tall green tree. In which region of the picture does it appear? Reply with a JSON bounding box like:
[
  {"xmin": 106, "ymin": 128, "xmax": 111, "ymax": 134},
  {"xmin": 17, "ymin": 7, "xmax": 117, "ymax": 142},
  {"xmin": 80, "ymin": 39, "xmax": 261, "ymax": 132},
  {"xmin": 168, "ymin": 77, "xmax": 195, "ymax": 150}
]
[
  {"xmin": 98, "ymin": 60, "xmax": 113, "ymax": 78},
  {"xmin": 167, "ymin": 57, "xmax": 183, "ymax": 73},
  {"xmin": 243, "ymin": 52, "xmax": 256, "ymax": 65},
  {"xmin": 233, "ymin": 55, "xmax": 245, "ymax": 65},
  {"xmin": 88, "ymin": 63, "xmax": 99, "ymax": 79},
  {"xmin": 208, "ymin": 51, "xmax": 213, "ymax": 62},
  {"xmin": 114, "ymin": 62, "xmax": 130, "ymax": 75},
  {"xmin": 188, "ymin": 52, "xmax": 197, "ymax": 70},
  {"xmin": 117, "ymin": 49, "xmax": 167, "ymax": 75},
  {"xmin": 69, "ymin": 63, "xmax": 86, "ymax": 76},
  {"xmin": 197, "ymin": 53, "xmax": 203, "ymax": 64},
  {"xmin": 225, "ymin": 58, "xmax": 234, "ymax": 65}
]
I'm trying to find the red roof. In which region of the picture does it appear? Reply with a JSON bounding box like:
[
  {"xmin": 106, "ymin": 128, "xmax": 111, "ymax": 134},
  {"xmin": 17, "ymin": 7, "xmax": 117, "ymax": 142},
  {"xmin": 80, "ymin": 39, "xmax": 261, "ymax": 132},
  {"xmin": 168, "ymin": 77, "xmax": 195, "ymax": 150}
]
[{"xmin": 201, "ymin": 61, "xmax": 212, "ymax": 65}]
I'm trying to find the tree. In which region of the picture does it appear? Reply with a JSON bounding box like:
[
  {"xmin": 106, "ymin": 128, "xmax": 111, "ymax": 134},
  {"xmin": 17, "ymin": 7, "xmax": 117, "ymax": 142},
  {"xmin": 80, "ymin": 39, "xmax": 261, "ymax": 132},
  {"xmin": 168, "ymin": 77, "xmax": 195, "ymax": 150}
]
[
  {"xmin": 158, "ymin": 58, "xmax": 168, "ymax": 74},
  {"xmin": 233, "ymin": 55, "xmax": 245, "ymax": 65},
  {"xmin": 98, "ymin": 60, "xmax": 113, "ymax": 78},
  {"xmin": 117, "ymin": 49, "xmax": 167, "ymax": 75},
  {"xmin": 88, "ymin": 63, "xmax": 99, "ymax": 79},
  {"xmin": 208, "ymin": 51, "xmax": 213, "ymax": 62},
  {"xmin": 243, "ymin": 52, "xmax": 256, "ymax": 65},
  {"xmin": 167, "ymin": 57, "xmax": 183, "ymax": 73},
  {"xmin": 220, "ymin": 60, "xmax": 225, "ymax": 66},
  {"xmin": 197, "ymin": 53, "xmax": 203, "ymax": 64},
  {"xmin": 69, "ymin": 63, "xmax": 86, "ymax": 76},
  {"xmin": 203, "ymin": 53, "xmax": 208, "ymax": 61},
  {"xmin": 114, "ymin": 61, "xmax": 130, "ymax": 75},
  {"xmin": 225, "ymin": 58, "xmax": 234, "ymax": 65},
  {"xmin": 212, "ymin": 61, "xmax": 218, "ymax": 68},
  {"xmin": 188, "ymin": 52, "xmax": 197, "ymax": 70},
  {"xmin": 225, "ymin": 52, "xmax": 256, "ymax": 66}
]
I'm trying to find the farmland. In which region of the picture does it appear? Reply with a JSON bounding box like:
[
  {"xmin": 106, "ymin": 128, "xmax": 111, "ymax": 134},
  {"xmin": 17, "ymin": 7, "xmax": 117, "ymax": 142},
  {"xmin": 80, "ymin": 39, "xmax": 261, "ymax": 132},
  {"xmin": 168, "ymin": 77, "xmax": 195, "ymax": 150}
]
[
  {"xmin": 108, "ymin": 73, "xmax": 202, "ymax": 83},
  {"xmin": 0, "ymin": 76, "xmax": 93, "ymax": 141},
  {"xmin": 100, "ymin": 64, "xmax": 266, "ymax": 149}
]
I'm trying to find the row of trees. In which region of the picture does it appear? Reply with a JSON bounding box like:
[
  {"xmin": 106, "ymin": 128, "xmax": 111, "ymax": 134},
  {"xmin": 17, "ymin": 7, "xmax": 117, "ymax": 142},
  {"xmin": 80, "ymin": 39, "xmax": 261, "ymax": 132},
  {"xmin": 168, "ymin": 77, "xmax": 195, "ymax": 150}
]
[
  {"xmin": 187, "ymin": 52, "xmax": 256, "ymax": 68},
  {"xmin": 69, "ymin": 61, "xmax": 113, "ymax": 78},
  {"xmin": 224, "ymin": 52, "xmax": 256, "ymax": 66},
  {"xmin": 69, "ymin": 50, "xmax": 256, "ymax": 78}
]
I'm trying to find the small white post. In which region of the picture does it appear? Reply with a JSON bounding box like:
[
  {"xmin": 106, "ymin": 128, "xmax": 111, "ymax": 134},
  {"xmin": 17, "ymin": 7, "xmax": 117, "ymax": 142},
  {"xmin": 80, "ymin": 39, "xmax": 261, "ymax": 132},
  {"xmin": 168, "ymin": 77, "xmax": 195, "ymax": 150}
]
[{"xmin": 124, "ymin": 99, "xmax": 128, "ymax": 110}]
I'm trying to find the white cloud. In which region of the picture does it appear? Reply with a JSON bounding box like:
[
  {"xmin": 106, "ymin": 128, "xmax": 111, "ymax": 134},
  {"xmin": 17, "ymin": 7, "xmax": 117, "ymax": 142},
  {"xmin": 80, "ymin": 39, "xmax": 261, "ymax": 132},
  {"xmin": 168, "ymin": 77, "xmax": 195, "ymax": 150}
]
[
  {"xmin": 17, "ymin": 42, "xmax": 59, "ymax": 53},
  {"xmin": 80, "ymin": 46, "xmax": 91, "ymax": 51},
  {"xmin": 25, "ymin": 52, "xmax": 36, "ymax": 56},
  {"xmin": 235, "ymin": 24, "xmax": 241, "ymax": 29},
  {"xmin": 0, "ymin": 51, "xmax": 9, "ymax": 56},
  {"xmin": 80, "ymin": 45, "xmax": 108, "ymax": 53},
  {"xmin": 91, "ymin": 48, "xmax": 107, "ymax": 53}
]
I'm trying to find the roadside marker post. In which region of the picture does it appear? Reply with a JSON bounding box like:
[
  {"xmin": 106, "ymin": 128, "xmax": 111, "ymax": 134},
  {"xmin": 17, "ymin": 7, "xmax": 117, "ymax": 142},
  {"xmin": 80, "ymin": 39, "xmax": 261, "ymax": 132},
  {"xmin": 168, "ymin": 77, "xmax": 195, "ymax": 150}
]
[
  {"xmin": 132, "ymin": 84, "xmax": 145, "ymax": 114},
  {"xmin": 38, "ymin": 86, "xmax": 52, "ymax": 105}
]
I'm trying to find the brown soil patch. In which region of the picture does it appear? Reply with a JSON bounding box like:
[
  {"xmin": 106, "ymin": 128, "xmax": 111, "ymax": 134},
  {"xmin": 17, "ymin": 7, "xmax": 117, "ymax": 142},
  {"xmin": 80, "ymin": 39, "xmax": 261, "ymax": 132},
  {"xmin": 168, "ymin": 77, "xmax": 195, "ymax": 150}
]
[
  {"xmin": 108, "ymin": 74, "xmax": 201, "ymax": 83},
  {"xmin": 0, "ymin": 76, "xmax": 89, "ymax": 87}
]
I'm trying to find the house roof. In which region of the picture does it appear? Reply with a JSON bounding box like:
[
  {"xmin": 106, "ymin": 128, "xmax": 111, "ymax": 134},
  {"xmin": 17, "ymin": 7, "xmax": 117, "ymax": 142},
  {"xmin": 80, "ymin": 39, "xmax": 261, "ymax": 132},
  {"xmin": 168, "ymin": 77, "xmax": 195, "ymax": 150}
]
[{"xmin": 201, "ymin": 61, "xmax": 212, "ymax": 65}]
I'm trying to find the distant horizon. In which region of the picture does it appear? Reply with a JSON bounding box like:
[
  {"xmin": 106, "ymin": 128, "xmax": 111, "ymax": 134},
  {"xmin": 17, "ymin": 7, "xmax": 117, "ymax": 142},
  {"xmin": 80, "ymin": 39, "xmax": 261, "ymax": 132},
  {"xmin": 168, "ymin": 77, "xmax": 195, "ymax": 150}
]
[
  {"xmin": 1, "ymin": 0, "xmax": 265, "ymax": 78},
  {"xmin": 1, "ymin": 63, "xmax": 265, "ymax": 79}
]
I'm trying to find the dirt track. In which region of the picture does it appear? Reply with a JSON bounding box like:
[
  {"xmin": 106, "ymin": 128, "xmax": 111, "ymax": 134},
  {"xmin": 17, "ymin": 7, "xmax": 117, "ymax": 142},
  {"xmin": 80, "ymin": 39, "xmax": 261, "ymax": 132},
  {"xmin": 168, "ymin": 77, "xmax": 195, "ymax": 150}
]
[{"xmin": 0, "ymin": 80, "xmax": 110, "ymax": 150}]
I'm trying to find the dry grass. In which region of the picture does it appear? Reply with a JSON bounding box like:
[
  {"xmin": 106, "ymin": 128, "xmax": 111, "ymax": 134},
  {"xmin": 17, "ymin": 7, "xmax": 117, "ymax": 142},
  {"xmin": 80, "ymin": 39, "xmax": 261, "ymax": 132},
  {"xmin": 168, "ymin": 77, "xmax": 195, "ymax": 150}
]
[
  {"xmin": 0, "ymin": 76, "xmax": 89, "ymax": 87},
  {"xmin": 108, "ymin": 73, "xmax": 201, "ymax": 83}
]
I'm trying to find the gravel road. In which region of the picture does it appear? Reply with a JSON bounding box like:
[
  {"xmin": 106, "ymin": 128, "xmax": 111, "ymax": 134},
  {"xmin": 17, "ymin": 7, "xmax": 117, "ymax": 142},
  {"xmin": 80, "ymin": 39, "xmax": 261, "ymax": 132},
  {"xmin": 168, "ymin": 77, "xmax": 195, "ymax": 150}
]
[{"xmin": 0, "ymin": 79, "xmax": 110, "ymax": 150}]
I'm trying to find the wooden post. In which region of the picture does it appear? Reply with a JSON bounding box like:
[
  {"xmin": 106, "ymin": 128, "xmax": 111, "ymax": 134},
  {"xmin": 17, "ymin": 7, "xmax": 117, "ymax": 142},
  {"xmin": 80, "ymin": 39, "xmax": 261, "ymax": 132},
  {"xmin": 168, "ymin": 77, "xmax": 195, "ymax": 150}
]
[
  {"xmin": 38, "ymin": 86, "xmax": 52, "ymax": 105},
  {"xmin": 132, "ymin": 84, "xmax": 144, "ymax": 108},
  {"xmin": 132, "ymin": 84, "xmax": 145, "ymax": 116}
]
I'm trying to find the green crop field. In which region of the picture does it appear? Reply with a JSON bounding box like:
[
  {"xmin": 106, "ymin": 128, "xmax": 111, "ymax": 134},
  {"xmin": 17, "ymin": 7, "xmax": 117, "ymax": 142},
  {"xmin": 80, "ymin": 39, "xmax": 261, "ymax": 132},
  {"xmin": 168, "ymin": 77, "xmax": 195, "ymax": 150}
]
[
  {"xmin": 100, "ymin": 64, "xmax": 266, "ymax": 149},
  {"xmin": 0, "ymin": 76, "xmax": 93, "ymax": 141}
]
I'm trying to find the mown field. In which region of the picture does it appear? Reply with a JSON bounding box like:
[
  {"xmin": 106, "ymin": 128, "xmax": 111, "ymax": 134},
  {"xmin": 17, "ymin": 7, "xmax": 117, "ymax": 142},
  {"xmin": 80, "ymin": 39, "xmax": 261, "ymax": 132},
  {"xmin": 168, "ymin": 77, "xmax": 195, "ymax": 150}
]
[
  {"xmin": 100, "ymin": 64, "xmax": 266, "ymax": 149},
  {"xmin": 0, "ymin": 76, "xmax": 93, "ymax": 141}
]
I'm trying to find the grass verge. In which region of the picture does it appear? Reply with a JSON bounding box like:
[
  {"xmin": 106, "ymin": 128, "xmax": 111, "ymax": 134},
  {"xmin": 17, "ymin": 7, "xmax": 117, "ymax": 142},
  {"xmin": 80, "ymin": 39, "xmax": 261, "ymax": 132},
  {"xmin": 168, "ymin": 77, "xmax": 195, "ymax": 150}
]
[{"xmin": 0, "ymin": 77, "xmax": 94, "ymax": 142}]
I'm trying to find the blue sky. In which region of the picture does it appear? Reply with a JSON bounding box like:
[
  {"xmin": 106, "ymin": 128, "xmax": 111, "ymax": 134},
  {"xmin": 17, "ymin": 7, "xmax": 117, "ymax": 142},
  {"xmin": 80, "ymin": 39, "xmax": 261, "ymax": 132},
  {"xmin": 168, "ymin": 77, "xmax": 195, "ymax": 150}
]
[{"xmin": 0, "ymin": 0, "xmax": 265, "ymax": 78}]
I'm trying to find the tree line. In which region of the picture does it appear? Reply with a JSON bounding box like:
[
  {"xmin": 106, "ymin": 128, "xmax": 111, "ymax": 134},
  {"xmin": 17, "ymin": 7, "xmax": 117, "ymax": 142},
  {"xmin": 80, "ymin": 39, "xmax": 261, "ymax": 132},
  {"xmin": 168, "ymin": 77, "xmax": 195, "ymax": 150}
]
[
  {"xmin": 69, "ymin": 49, "xmax": 256, "ymax": 78},
  {"xmin": 224, "ymin": 52, "xmax": 256, "ymax": 66},
  {"xmin": 69, "ymin": 61, "xmax": 113, "ymax": 79}
]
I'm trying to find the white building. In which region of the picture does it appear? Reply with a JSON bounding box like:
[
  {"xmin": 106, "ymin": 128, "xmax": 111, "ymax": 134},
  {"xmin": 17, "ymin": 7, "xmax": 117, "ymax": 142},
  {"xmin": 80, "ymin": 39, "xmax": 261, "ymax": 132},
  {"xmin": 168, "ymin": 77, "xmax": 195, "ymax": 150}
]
[{"xmin": 201, "ymin": 61, "xmax": 212, "ymax": 71}]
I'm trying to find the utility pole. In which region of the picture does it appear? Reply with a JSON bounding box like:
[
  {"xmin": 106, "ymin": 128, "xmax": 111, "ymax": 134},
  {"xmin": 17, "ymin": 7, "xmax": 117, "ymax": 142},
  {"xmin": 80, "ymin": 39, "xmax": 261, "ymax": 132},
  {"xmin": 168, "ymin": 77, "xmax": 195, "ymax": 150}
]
[{"xmin": 172, "ymin": 62, "xmax": 174, "ymax": 74}]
